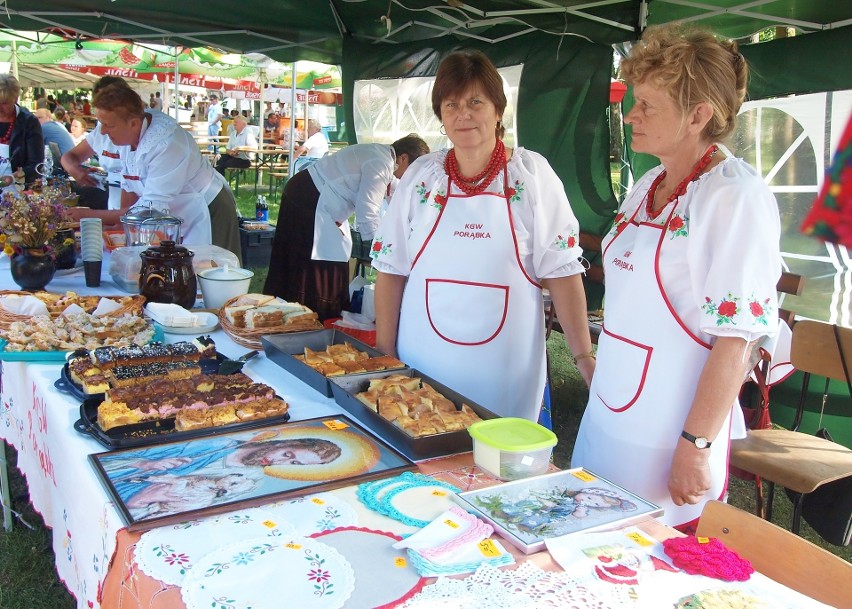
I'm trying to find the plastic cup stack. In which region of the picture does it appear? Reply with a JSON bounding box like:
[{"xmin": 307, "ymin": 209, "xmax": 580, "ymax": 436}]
[{"xmin": 80, "ymin": 218, "xmax": 103, "ymax": 287}]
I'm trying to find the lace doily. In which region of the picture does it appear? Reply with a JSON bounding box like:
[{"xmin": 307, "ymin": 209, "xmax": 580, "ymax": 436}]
[
  {"xmin": 399, "ymin": 561, "xmax": 620, "ymax": 609},
  {"xmin": 358, "ymin": 472, "xmax": 460, "ymax": 527},
  {"xmin": 181, "ymin": 536, "xmax": 355, "ymax": 609},
  {"xmin": 134, "ymin": 507, "xmax": 297, "ymax": 586}
]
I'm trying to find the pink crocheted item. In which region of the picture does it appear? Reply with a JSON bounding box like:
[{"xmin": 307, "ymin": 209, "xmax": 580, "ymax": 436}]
[{"xmin": 662, "ymin": 536, "xmax": 754, "ymax": 582}]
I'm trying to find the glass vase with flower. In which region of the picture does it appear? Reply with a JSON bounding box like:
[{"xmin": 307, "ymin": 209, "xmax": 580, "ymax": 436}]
[{"xmin": 0, "ymin": 187, "xmax": 73, "ymax": 291}]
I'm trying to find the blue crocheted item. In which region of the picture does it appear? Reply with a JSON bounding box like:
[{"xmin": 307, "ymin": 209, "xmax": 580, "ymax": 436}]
[{"xmin": 357, "ymin": 472, "xmax": 460, "ymax": 528}]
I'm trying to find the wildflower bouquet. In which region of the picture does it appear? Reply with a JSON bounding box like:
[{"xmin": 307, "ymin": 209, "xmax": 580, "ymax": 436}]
[{"xmin": 0, "ymin": 187, "xmax": 73, "ymax": 256}]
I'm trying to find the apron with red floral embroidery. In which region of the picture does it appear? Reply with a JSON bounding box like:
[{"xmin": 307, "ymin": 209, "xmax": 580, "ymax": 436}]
[
  {"xmin": 395, "ymin": 173, "xmax": 545, "ymax": 420},
  {"xmin": 572, "ymin": 201, "xmax": 732, "ymax": 528}
]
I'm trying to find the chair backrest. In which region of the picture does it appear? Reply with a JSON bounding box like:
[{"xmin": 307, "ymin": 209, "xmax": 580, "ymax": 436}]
[
  {"xmin": 791, "ymin": 320, "xmax": 852, "ymax": 382},
  {"xmin": 696, "ymin": 500, "xmax": 852, "ymax": 607}
]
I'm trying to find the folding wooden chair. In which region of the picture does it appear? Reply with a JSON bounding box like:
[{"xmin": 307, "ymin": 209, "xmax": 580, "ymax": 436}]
[
  {"xmin": 696, "ymin": 501, "xmax": 852, "ymax": 608},
  {"xmin": 728, "ymin": 320, "xmax": 852, "ymax": 538}
]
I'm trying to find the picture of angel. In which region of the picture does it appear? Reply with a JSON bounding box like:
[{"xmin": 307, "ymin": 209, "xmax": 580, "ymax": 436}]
[
  {"xmin": 453, "ymin": 468, "xmax": 662, "ymax": 554},
  {"xmin": 91, "ymin": 416, "xmax": 416, "ymax": 530}
]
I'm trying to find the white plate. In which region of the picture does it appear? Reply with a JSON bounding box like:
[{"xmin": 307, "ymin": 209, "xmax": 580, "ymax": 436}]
[{"xmin": 155, "ymin": 311, "xmax": 219, "ymax": 334}]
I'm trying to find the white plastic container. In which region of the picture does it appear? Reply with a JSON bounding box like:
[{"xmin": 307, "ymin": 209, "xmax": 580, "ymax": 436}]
[
  {"xmin": 196, "ymin": 265, "xmax": 254, "ymax": 310},
  {"xmin": 468, "ymin": 418, "xmax": 557, "ymax": 481}
]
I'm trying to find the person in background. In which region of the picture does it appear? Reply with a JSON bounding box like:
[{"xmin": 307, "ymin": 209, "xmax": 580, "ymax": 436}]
[
  {"xmin": 215, "ymin": 114, "xmax": 256, "ymax": 176},
  {"xmin": 0, "ymin": 74, "xmax": 43, "ymax": 189},
  {"xmin": 372, "ymin": 50, "xmax": 594, "ymax": 422},
  {"xmin": 62, "ymin": 84, "xmax": 241, "ymax": 261},
  {"xmin": 35, "ymin": 108, "xmax": 73, "ymax": 158},
  {"xmin": 62, "ymin": 76, "xmax": 130, "ymax": 210},
  {"xmin": 206, "ymin": 93, "xmax": 223, "ymax": 150},
  {"xmin": 69, "ymin": 118, "xmax": 87, "ymax": 146},
  {"xmin": 151, "ymin": 91, "xmax": 163, "ymax": 112},
  {"xmin": 149, "ymin": 93, "xmax": 156, "ymax": 109},
  {"xmin": 46, "ymin": 95, "xmax": 57, "ymax": 112},
  {"xmin": 81, "ymin": 98, "xmax": 91, "ymax": 115},
  {"xmin": 291, "ymin": 119, "xmax": 328, "ymax": 173},
  {"xmin": 571, "ymin": 24, "xmax": 785, "ymax": 532},
  {"xmin": 264, "ymin": 134, "xmax": 429, "ymax": 320}
]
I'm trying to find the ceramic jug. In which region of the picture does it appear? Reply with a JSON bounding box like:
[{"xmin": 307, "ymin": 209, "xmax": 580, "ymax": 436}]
[{"xmin": 138, "ymin": 240, "xmax": 197, "ymax": 309}]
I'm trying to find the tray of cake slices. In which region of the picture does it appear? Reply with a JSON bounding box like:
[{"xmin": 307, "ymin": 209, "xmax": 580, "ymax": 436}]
[
  {"xmin": 329, "ymin": 368, "xmax": 498, "ymax": 460},
  {"xmin": 262, "ymin": 329, "xmax": 407, "ymax": 398},
  {"xmin": 69, "ymin": 336, "xmax": 290, "ymax": 448}
]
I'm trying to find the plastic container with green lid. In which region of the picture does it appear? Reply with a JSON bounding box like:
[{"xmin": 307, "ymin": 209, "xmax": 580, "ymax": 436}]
[{"xmin": 468, "ymin": 418, "xmax": 557, "ymax": 481}]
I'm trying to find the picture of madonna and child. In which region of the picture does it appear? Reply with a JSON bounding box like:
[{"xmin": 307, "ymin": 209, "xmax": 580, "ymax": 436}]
[{"xmin": 472, "ymin": 485, "xmax": 640, "ymax": 541}]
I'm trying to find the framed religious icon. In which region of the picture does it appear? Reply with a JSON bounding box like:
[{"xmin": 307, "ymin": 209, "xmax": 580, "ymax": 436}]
[
  {"xmin": 452, "ymin": 468, "xmax": 663, "ymax": 554},
  {"xmin": 90, "ymin": 415, "xmax": 417, "ymax": 531}
]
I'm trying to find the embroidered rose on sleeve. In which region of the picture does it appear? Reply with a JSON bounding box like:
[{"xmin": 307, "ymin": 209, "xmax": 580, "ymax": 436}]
[
  {"xmin": 748, "ymin": 296, "xmax": 773, "ymax": 325},
  {"xmin": 667, "ymin": 214, "xmax": 688, "ymax": 239},
  {"xmin": 610, "ymin": 212, "xmax": 628, "ymax": 237},
  {"xmin": 554, "ymin": 231, "xmax": 578, "ymax": 250},
  {"xmin": 415, "ymin": 182, "xmax": 430, "ymax": 205},
  {"xmin": 370, "ymin": 238, "xmax": 392, "ymax": 259},
  {"xmin": 432, "ymin": 190, "xmax": 448, "ymax": 210},
  {"xmin": 702, "ymin": 293, "xmax": 740, "ymax": 325},
  {"xmin": 506, "ymin": 179, "xmax": 524, "ymax": 203}
]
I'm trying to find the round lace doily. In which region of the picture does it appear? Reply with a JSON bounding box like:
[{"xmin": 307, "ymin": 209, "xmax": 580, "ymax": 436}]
[
  {"xmin": 181, "ymin": 536, "xmax": 355, "ymax": 609},
  {"xmin": 134, "ymin": 507, "xmax": 296, "ymax": 586}
]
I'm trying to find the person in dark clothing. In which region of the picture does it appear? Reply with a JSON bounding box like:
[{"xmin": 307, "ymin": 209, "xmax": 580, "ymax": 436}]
[{"xmin": 0, "ymin": 74, "xmax": 44, "ymax": 188}]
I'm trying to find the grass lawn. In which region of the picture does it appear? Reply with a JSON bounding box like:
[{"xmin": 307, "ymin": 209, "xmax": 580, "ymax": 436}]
[{"xmin": 1, "ymin": 176, "xmax": 847, "ymax": 605}]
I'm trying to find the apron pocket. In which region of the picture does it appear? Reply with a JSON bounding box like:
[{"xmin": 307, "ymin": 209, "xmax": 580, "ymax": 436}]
[
  {"xmin": 425, "ymin": 279, "xmax": 508, "ymax": 345},
  {"xmin": 594, "ymin": 328, "xmax": 652, "ymax": 412}
]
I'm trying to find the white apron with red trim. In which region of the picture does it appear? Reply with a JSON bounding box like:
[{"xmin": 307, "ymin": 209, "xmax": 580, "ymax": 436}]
[
  {"xmin": 571, "ymin": 204, "xmax": 733, "ymax": 528},
  {"xmin": 396, "ymin": 175, "xmax": 545, "ymax": 421}
]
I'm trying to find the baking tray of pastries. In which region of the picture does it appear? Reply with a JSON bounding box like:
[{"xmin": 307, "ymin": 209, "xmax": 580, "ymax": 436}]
[
  {"xmin": 74, "ymin": 371, "xmax": 291, "ymax": 449},
  {"xmin": 329, "ymin": 368, "xmax": 498, "ymax": 460},
  {"xmin": 74, "ymin": 394, "xmax": 291, "ymax": 449},
  {"xmin": 55, "ymin": 349, "xmax": 227, "ymax": 403},
  {"xmin": 262, "ymin": 329, "xmax": 406, "ymax": 398}
]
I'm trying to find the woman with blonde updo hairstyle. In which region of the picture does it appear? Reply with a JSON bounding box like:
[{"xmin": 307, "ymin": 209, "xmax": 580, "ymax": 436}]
[{"xmin": 572, "ymin": 23, "xmax": 786, "ymax": 533}]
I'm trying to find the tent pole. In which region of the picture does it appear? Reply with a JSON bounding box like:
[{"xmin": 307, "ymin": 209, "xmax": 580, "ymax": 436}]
[
  {"xmin": 10, "ymin": 41, "xmax": 18, "ymax": 80},
  {"xmin": 173, "ymin": 47, "xmax": 180, "ymax": 120},
  {"xmin": 288, "ymin": 62, "xmax": 297, "ymax": 178}
]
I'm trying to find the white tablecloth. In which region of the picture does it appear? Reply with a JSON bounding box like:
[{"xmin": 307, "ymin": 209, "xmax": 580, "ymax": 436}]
[{"xmin": 0, "ymin": 253, "xmax": 362, "ymax": 609}]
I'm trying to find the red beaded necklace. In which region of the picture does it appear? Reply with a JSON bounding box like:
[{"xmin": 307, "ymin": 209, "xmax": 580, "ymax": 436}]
[
  {"xmin": 445, "ymin": 139, "xmax": 506, "ymax": 196},
  {"xmin": 646, "ymin": 144, "xmax": 718, "ymax": 219},
  {"xmin": 0, "ymin": 110, "xmax": 16, "ymax": 146}
]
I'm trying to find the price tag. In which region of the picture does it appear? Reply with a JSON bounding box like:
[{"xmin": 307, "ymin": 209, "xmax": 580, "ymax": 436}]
[
  {"xmin": 478, "ymin": 539, "xmax": 500, "ymax": 557},
  {"xmin": 285, "ymin": 542, "xmax": 302, "ymax": 550},
  {"xmin": 394, "ymin": 557, "xmax": 408, "ymax": 568},
  {"xmin": 572, "ymin": 470, "xmax": 597, "ymax": 482},
  {"xmin": 324, "ymin": 419, "xmax": 349, "ymax": 431},
  {"xmin": 443, "ymin": 519, "xmax": 460, "ymax": 529},
  {"xmin": 520, "ymin": 456, "xmax": 535, "ymax": 466},
  {"xmin": 432, "ymin": 490, "xmax": 447, "ymax": 497},
  {"xmin": 311, "ymin": 497, "xmax": 326, "ymax": 505},
  {"xmin": 697, "ymin": 536, "xmax": 710, "ymax": 544},
  {"xmin": 262, "ymin": 520, "xmax": 277, "ymax": 529},
  {"xmin": 626, "ymin": 531, "xmax": 653, "ymax": 547}
]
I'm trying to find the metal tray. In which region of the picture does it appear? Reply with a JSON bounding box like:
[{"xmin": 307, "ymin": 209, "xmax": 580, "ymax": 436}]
[
  {"xmin": 74, "ymin": 394, "xmax": 291, "ymax": 449},
  {"xmin": 330, "ymin": 368, "xmax": 498, "ymax": 460},
  {"xmin": 262, "ymin": 329, "xmax": 404, "ymax": 398},
  {"xmin": 55, "ymin": 352, "xmax": 226, "ymax": 402}
]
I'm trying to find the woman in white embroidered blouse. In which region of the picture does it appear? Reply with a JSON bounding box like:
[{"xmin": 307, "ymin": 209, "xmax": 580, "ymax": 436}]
[
  {"xmin": 62, "ymin": 84, "xmax": 241, "ymax": 262},
  {"xmin": 571, "ymin": 23, "xmax": 784, "ymax": 532}
]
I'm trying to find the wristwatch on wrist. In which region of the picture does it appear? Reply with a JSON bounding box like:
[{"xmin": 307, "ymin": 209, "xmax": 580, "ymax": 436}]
[{"xmin": 681, "ymin": 430, "xmax": 712, "ymax": 449}]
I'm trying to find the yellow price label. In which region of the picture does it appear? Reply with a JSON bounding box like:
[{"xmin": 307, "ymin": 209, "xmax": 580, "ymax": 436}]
[
  {"xmin": 572, "ymin": 470, "xmax": 597, "ymax": 482},
  {"xmin": 285, "ymin": 543, "xmax": 302, "ymax": 550},
  {"xmin": 443, "ymin": 519, "xmax": 460, "ymax": 529},
  {"xmin": 311, "ymin": 498, "xmax": 326, "ymax": 505},
  {"xmin": 324, "ymin": 420, "xmax": 349, "ymax": 431},
  {"xmin": 697, "ymin": 536, "xmax": 710, "ymax": 544},
  {"xmin": 626, "ymin": 532, "xmax": 653, "ymax": 547},
  {"xmin": 262, "ymin": 520, "xmax": 277, "ymax": 529},
  {"xmin": 394, "ymin": 557, "xmax": 408, "ymax": 568},
  {"xmin": 478, "ymin": 539, "xmax": 500, "ymax": 557},
  {"xmin": 432, "ymin": 490, "xmax": 447, "ymax": 497}
]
